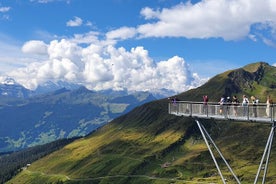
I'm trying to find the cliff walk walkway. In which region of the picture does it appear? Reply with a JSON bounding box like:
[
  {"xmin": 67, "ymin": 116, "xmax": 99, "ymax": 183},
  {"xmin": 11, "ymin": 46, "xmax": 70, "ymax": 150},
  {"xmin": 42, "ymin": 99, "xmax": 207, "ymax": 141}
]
[
  {"xmin": 168, "ymin": 101, "xmax": 275, "ymax": 184},
  {"xmin": 168, "ymin": 101, "xmax": 276, "ymax": 124}
]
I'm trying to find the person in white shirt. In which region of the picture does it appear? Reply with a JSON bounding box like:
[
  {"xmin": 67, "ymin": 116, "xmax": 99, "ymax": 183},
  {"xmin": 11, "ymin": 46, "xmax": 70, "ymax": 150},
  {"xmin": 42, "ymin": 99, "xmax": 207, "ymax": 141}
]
[{"xmin": 242, "ymin": 95, "xmax": 249, "ymax": 116}]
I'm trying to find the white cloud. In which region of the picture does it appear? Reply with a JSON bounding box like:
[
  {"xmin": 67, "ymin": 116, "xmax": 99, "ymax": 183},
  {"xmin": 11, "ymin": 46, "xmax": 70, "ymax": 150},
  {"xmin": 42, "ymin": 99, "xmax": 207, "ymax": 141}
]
[
  {"xmin": 85, "ymin": 21, "xmax": 93, "ymax": 27},
  {"xmin": 155, "ymin": 56, "xmax": 195, "ymax": 91},
  {"xmin": 71, "ymin": 31, "xmax": 100, "ymax": 44},
  {"xmin": 66, "ymin": 16, "xmax": 83, "ymax": 27},
  {"xmin": 47, "ymin": 39, "xmax": 82, "ymax": 60},
  {"xmin": 106, "ymin": 27, "xmax": 137, "ymax": 41},
  {"xmin": 6, "ymin": 0, "xmax": 276, "ymax": 94},
  {"xmin": 8, "ymin": 37, "xmax": 205, "ymax": 93},
  {"xmin": 140, "ymin": 7, "xmax": 160, "ymax": 20},
  {"xmin": 22, "ymin": 40, "xmax": 48, "ymax": 55},
  {"xmin": 262, "ymin": 37, "xmax": 276, "ymax": 48},
  {"xmin": 136, "ymin": 0, "xmax": 276, "ymax": 41},
  {"xmin": 0, "ymin": 6, "xmax": 11, "ymax": 20},
  {"xmin": 9, "ymin": 58, "xmax": 79, "ymax": 89},
  {"xmin": 248, "ymin": 34, "xmax": 257, "ymax": 42},
  {"xmin": 0, "ymin": 7, "xmax": 11, "ymax": 13}
]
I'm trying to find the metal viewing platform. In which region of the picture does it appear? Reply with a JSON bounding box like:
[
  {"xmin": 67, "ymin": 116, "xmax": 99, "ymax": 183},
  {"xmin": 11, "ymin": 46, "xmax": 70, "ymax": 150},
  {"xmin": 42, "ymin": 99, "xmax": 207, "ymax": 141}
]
[
  {"xmin": 168, "ymin": 101, "xmax": 275, "ymax": 184},
  {"xmin": 168, "ymin": 101, "xmax": 276, "ymax": 123}
]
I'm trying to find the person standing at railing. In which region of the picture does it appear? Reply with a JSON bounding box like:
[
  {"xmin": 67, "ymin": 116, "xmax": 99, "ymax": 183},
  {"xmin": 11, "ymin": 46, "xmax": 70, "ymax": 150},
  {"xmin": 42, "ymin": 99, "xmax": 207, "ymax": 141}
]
[
  {"xmin": 232, "ymin": 95, "xmax": 239, "ymax": 116},
  {"xmin": 173, "ymin": 97, "xmax": 177, "ymax": 105},
  {"xmin": 203, "ymin": 95, "xmax": 208, "ymax": 114},
  {"xmin": 251, "ymin": 96, "xmax": 258, "ymax": 117},
  {"xmin": 226, "ymin": 96, "xmax": 232, "ymax": 116},
  {"xmin": 219, "ymin": 96, "xmax": 225, "ymax": 115},
  {"xmin": 266, "ymin": 95, "xmax": 273, "ymax": 117},
  {"xmin": 242, "ymin": 95, "xmax": 249, "ymax": 116}
]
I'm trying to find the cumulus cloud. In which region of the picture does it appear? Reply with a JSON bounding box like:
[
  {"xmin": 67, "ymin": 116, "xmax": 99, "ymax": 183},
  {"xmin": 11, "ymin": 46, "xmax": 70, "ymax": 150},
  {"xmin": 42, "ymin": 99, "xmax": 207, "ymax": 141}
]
[
  {"xmin": 7, "ymin": 0, "xmax": 276, "ymax": 94},
  {"xmin": 22, "ymin": 40, "xmax": 48, "ymax": 55},
  {"xmin": 47, "ymin": 39, "xmax": 82, "ymax": 60},
  {"xmin": 137, "ymin": 0, "xmax": 276, "ymax": 41},
  {"xmin": 10, "ymin": 58, "xmax": 79, "ymax": 90},
  {"xmin": 66, "ymin": 16, "xmax": 83, "ymax": 27},
  {"xmin": 17, "ymin": 0, "xmax": 276, "ymax": 93},
  {"xmin": 9, "ymin": 37, "xmax": 204, "ymax": 93}
]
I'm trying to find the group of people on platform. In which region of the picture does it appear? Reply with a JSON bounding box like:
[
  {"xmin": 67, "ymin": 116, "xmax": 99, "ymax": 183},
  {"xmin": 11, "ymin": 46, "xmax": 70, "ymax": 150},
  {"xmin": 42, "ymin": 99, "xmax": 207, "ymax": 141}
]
[
  {"xmin": 203, "ymin": 94, "xmax": 273, "ymax": 118},
  {"xmin": 169, "ymin": 94, "xmax": 273, "ymax": 118}
]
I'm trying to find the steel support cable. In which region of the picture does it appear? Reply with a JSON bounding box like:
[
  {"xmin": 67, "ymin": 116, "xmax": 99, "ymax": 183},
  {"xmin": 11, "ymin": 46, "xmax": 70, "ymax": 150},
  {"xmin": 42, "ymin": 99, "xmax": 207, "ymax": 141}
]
[
  {"xmin": 262, "ymin": 127, "xmax": 274, "ymax": 184},
  {"xmin": 195, "ymin": 120, "xmax": 226, "ymax": 184},
  {"xmin": 254, "ymin": 124, "xmax": 275, "ymax": 184},
  {"xmin": 200, "ymin": 122, "xmax": 241, "ymax": 184}
]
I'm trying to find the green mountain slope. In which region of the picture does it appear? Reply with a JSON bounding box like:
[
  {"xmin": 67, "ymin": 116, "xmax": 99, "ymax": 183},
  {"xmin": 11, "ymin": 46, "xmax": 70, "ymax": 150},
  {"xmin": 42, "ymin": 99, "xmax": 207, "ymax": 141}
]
[
  {"xmin": 7, "ymin": 62, "xmax": 276, "ymax": 184},
  {"xmin": 0, "ymin": 137, "xmax": 77, "ymax": 183},
  {"xmin": 180, "ymin": 62, "xmax": 276, "ymax": 102}
]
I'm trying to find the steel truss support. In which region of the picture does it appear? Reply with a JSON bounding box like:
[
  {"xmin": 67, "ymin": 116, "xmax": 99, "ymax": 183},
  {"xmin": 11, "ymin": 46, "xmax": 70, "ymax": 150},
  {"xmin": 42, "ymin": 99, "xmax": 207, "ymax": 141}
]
[
  {"xmin": 195, "ymin": 120, "xmax": 241, "ymax": 184},
  {"xmin": 254, "ymin": 122, "xmax": 275, "ymax": 184},
  {"xmin": 195, "ymin": 120, "xmax": 275, "ymax": 184}
]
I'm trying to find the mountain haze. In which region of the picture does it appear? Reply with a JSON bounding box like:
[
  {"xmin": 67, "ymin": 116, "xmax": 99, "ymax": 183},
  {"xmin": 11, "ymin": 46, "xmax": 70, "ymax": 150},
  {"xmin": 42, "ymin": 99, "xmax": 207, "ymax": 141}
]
[
  {"xmin": 7, "ymin": 62, "xmax": 276, "ymax": 184},
  {"xmin": 0, "ymin": 87, "xmax": 156, "ymax": 152}
]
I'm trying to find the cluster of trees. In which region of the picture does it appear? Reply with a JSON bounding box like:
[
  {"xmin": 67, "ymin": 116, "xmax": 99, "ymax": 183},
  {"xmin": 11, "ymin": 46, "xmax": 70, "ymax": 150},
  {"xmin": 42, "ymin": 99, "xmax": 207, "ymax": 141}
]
[{"xmin": 0, "ymin": 137, "xmax": 78, "ymax": 183}]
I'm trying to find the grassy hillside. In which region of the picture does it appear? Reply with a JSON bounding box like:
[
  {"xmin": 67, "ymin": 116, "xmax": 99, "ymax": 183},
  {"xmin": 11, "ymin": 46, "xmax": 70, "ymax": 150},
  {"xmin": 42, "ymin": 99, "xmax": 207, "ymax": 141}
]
[
  {"xmin": 0, "ymin": 138, "xmax": 77, "ymax": 183},
  {"xmin": 180, "ymin": 62, "xmax": 276, "ymax": 102},
  {"xmin": 7, "ymin": 62, "xmax": 276, "ymax": 183}
]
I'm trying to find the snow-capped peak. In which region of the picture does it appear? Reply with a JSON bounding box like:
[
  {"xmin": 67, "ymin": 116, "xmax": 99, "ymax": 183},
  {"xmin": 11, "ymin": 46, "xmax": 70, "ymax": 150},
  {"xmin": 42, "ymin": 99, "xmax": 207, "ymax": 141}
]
[{"xmin": 0, "ymin": 76, "xmax": 18, "ymax": 85}]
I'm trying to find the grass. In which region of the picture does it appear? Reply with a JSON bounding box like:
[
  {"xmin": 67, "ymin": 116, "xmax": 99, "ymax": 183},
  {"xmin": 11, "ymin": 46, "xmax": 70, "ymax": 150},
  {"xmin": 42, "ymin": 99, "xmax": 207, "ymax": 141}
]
[
  {"xmin": 7, "ymin": 170, "xmax": 68, "ymax": 184},
  {"xmin": 8, "ymin": 123, "xmax": 276, "ymax": 183},
  {"xmin": 7, "ymin": 104, "xmax": 276, "ymax": 184}
]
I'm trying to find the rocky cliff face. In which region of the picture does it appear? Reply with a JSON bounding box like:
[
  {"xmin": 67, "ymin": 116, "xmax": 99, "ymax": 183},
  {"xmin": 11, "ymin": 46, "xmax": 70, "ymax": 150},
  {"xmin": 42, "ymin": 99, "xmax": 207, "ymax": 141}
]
[{"xmin": 227, "ymin": 62, "xmax": 266, "ymax": 93}]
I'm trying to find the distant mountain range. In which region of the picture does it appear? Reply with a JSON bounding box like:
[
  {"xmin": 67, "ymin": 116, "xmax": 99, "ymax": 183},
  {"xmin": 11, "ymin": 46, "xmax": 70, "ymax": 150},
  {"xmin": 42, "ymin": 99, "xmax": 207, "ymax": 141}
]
[
  {"xmin": 6, "ymin": 62, "xmax": 276, "ymax": 184},
  {"xmin": 0, "ymin": 77, "xmax": 82, "ymax": 99},
  {"xmin": 0, "ymin": 77, "xmax": 31, "ymax": 99},
  {"xmin": 0, "ymin": 84, "xmax": 157, "ymax": 152},
  {"xmin": 0, "ymin": 77, "xmax": 176, "ymax": 99}
]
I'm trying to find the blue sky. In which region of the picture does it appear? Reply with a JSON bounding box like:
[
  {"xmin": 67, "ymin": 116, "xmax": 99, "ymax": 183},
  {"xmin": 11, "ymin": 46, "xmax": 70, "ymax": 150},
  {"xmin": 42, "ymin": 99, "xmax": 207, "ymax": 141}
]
[{"xmin": 1, "ymin": 0, "xmax": 276, "ymax": 94}]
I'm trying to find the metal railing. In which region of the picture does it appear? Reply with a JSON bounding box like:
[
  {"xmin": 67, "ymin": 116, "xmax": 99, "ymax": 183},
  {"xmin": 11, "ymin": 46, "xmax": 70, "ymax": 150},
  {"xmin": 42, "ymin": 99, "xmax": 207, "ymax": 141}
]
[{"xmin": 168, "ymin": 101, "xmax": 275, "ymax": 123}]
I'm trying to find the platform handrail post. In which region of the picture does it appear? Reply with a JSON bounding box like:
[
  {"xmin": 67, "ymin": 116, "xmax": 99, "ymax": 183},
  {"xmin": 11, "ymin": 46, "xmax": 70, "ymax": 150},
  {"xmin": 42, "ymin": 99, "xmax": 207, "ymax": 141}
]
[
  {"xmin": 207, "ymin": 103, "xmax": 209, "ymax": 117},
  {"xmin": 247, "ymin": 105, "xmax": 249, "ymax": 121},
  {"xmin": 176, "ymin": 102, "xmax": 180, "ymax": 114},
  {"xmin": 272, "ymin": 105, "xmax": 274, "ymax": 122},
  {"xmin": 271, "ymin": 105, "xmax": 274, "ymax": 122},
  {"xmin": 190, "ymin": 102, "xmax": 192, "ymax": 116},
  {"xmin": 168, "ymin": 102, "xmax": 171, "ymax": 114}
]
